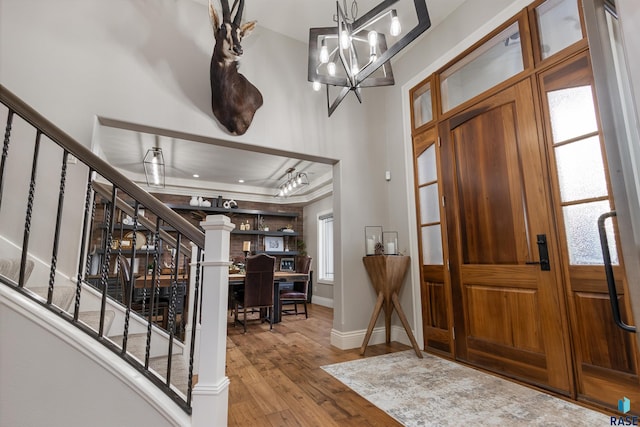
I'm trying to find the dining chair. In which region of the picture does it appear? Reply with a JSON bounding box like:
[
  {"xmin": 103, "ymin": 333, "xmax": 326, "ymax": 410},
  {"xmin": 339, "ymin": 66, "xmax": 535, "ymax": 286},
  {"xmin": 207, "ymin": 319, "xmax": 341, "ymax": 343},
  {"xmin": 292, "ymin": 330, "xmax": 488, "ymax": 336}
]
[
  {"xmin": 232, "ymin": 253, "xmax": 276, "ymax": 332},
  {"xmin": 280, "ymin": 255, "xmax": 311, "ymax": 318}
]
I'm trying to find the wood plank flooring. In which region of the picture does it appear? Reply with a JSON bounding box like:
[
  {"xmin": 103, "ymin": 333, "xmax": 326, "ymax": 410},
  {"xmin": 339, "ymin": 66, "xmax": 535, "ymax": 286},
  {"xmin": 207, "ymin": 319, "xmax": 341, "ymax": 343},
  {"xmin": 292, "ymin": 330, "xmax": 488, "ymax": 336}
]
[{"xmin": 226, "ymin": 304, "xmax": 410, "ymax": 426}]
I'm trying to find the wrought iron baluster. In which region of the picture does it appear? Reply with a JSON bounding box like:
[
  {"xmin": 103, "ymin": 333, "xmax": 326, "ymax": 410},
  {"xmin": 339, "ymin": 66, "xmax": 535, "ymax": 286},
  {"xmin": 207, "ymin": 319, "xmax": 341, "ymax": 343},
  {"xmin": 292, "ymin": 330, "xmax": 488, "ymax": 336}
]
[
  {"xmin": 0, "ymin": 109, "xmax": 14, "ymax": 210},
  {"xmin": 165, "ymin": 233, "xmax": 182, "ymax": 386},
  {"xmin": 99, "ymin": 187, "xmax": 118, "ymax": 337},
  {"xmin": 75, "ymin": 169, "xmax": 95, "ymax": 321},
  {"xmin": 19, "ymin": 130, "xmax": 42, "ymax": 288},
  {"xmin": 187, "ymin": 246, "xmax": 203, "ymax": 406},
  {"xmin": 47, "ymin": 150, "xmax": 68, "ymax": 305},
  {"xmin": 115, "ymin": 219, "xmax": 125, "ymax": 302},
  {"xmin": 145, "ymin": 216, "xmax": 162, "ymax": 369},
  {"xmin": 122, "ymin": 201, "xmax": 140, "ymax": 354},
  {"xmin": 84, "ymin": 186, "xmax": 98, "ymax": 279}
]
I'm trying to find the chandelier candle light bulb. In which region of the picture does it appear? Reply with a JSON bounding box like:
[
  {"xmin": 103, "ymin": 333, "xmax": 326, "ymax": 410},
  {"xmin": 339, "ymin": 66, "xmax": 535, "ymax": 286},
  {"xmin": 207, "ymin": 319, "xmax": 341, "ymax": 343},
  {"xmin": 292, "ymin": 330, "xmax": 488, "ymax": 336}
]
[
  {"xmin": 320, "ymin": 39, "xmax": 329, "ymax": 63},
  {"xmin": 390, "ymin": 10, "xmax": 401, "ymax": 36},
  {"xmin": 328, "ymin": 62, "xmax": 336, "ymax": 76}
]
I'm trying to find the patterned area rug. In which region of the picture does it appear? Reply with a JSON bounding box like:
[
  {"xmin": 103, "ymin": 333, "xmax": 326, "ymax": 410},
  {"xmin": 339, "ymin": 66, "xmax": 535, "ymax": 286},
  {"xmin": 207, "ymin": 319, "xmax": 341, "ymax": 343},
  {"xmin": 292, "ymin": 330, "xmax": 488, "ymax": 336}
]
[{"xmin": 322, "ymin": 350, "xmax": 607, "ymax": 426}]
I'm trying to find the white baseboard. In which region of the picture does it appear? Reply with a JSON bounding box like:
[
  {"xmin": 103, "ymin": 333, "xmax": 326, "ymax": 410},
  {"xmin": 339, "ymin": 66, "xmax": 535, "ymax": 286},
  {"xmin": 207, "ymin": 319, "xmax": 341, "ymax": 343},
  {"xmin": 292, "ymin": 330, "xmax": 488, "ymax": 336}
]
[
  {"xmin": 330, "ymin": 325, "xmax": 416, "ymax": 350},
  {"xmin": 311, "ymin": 295, "xmax": 333, "ymax": 308}
]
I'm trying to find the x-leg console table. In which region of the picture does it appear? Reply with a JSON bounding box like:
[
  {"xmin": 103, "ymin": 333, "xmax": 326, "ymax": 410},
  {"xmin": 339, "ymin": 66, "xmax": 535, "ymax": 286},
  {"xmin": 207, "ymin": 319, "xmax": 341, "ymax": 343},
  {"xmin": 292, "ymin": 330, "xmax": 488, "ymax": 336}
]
[{"xmin": 361, "ymin": 255, "xmax": 423, "ymax": 358}]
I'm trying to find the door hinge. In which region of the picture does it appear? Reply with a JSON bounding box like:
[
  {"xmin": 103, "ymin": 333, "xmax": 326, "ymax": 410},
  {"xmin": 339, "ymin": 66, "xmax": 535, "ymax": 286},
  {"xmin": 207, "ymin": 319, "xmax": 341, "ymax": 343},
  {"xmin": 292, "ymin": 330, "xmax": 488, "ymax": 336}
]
[
  {"xmin": 451, "ymin": 327, "xmax": 455, "ymax": 340},
  {"xmin": 437, "ymin": 136, "xmax": 441, "ymax": 147},
  {"xmin": 441, "ymin": 195, "xmax": 446, "ymax": 207},
  {"xmin": 446, "ymin": 260, "xmax": 450, "ymax": 271}
]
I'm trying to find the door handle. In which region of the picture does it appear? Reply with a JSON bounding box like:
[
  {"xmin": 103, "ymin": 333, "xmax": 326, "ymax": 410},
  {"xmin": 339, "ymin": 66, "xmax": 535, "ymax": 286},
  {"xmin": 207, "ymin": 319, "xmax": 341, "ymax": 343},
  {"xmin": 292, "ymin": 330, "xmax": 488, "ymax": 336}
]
[
  {"xmin": 526, "ymin": 234, "xmax": 551, "ymax": 271},
  {"xmin": 598, "ymin": 211, "xmax": 636, "ymax": 333}
]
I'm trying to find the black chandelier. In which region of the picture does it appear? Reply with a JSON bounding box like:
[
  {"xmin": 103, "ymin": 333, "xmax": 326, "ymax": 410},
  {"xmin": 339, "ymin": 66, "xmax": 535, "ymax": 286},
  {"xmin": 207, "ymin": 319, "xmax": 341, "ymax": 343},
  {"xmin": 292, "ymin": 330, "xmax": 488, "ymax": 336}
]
[
  {"xmin": 143, "ymin": 147, "xmax": 165, "ymax": 188},
  {"xmin": 308, "ymin": 0, "xmax": 431, "ymax": 116}
]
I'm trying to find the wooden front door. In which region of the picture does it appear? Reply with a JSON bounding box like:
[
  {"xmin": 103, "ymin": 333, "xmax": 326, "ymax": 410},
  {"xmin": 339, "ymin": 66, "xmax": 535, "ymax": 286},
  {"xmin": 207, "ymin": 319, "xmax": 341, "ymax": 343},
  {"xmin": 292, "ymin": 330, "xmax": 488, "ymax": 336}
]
[{"xmin": 439, "ymin": 78, "xmax": 573, "ymax": 393}]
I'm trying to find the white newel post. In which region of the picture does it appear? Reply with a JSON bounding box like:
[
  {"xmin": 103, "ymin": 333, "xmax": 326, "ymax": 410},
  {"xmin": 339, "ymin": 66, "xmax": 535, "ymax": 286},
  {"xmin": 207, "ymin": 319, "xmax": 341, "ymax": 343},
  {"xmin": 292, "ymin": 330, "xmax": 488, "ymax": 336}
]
[{"xmin": 192, "ymin": 215, "xmax": 234, "ymax": 427}]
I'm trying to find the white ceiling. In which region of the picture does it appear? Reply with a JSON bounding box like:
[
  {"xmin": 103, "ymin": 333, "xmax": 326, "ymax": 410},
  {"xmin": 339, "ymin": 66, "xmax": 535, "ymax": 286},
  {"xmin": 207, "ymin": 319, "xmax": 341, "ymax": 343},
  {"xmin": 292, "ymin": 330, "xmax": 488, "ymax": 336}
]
[
  {"xmin": 96, "ymin": 0, "xmax": 466, "ymax": 204},
  {"xmin": 95, "ymin": 119, "xmax": 335, "ymax": 202}
]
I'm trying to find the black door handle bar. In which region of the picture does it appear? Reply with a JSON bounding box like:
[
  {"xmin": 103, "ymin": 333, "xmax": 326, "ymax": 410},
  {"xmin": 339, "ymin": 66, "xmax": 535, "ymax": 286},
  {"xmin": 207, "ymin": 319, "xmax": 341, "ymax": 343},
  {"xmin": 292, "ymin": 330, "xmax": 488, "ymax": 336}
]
[{"xmin": 598, "ymin": 211, "xmax": 636, "ymax": 333}]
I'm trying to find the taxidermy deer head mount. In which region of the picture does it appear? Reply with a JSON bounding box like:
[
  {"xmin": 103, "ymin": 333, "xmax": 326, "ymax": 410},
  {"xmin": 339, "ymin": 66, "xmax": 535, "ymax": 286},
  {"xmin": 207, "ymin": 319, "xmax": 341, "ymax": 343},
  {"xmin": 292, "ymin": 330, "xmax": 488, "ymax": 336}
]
[{"xmin": 209, "ymin": 0, "xmax": 263, "ymax": 135}]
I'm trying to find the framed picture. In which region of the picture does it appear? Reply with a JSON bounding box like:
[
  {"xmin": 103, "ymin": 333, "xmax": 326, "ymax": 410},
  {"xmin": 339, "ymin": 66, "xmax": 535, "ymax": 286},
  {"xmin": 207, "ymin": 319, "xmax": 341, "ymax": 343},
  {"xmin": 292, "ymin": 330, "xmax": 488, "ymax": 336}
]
[
  {"xmin": 264, "ymin": 236, "xmax": 284, "ymax": 252},
  {"xmin": 280, "ymin": 257, "xmax": 295, "ymax": 272}
]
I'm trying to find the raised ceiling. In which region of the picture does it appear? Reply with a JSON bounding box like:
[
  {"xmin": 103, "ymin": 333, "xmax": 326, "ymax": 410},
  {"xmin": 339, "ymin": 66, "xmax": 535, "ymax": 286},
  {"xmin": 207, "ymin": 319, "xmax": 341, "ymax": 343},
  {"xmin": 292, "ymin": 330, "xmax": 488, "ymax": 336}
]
[{"xmin": 95, "ymin": 1, "xmax": 466, "ymax": 204}]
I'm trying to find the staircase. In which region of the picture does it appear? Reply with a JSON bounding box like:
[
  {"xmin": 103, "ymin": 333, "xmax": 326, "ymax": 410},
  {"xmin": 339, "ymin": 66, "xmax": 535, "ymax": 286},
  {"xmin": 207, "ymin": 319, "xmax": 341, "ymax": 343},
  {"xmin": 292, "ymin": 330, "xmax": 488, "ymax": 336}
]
[{"xmin": 0, "ymin": 85, "xmax": 233, "ymax": 426}]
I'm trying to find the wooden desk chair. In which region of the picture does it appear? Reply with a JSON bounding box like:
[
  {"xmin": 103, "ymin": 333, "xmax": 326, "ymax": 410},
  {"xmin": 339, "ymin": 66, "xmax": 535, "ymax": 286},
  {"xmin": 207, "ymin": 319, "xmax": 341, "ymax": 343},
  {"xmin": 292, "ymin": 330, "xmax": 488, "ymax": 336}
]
[
  {"xmin": 117, "ymin": 255, "xmax": 169, "ymax": 330},
  {"xmin": 280, "ymin": 255, "xmax": 311, "ymax": 318},
  {"xmin": 232, "ymin": 254, "xmax": 276, "ymax": 332}
]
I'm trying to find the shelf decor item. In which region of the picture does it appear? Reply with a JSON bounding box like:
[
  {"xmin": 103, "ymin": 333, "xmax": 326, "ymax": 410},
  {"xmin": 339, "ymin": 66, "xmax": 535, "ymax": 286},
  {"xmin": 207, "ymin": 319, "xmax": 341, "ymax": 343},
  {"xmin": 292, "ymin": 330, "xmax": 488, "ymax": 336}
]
[
  {"xmin": 383, "ymin": 231, "xmax": 398, "ymax": 255},
  {"xmin": 365, "ymin": 226, "xmax": 383, "ymax": 256},
  {"xmin": 265, "ymin": 236, "xmax": 284, "ymax": 252}
]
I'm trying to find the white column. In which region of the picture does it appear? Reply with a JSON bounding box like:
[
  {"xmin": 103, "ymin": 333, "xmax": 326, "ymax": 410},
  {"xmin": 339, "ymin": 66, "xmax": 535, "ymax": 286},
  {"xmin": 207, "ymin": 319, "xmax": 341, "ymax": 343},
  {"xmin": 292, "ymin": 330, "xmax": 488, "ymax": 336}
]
[{"xmin": 191, "ymin": 215, "xmax": 234, "ymax": 427}]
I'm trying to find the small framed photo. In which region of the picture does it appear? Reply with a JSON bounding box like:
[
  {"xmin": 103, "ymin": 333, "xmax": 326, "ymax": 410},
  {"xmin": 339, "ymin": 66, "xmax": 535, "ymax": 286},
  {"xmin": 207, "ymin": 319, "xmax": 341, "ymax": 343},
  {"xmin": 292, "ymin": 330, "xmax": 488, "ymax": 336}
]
[
  {"xmin": 280, "ymin": 257, "xmax": 295, "ymax": 272},
  {"xmin": 264, "ymin": 236, "xmax": 284, "ymax": 252}
]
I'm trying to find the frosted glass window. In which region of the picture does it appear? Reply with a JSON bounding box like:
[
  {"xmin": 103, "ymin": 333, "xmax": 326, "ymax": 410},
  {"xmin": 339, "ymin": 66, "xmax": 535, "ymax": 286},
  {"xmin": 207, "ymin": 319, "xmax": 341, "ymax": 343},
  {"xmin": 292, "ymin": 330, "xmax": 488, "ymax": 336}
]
[
  {"xmin": 547, "ymin": 86, "xmax": 598, "ymax": 142},
  {"xmin": 421, "ymin": 224, "xmax": 443, "ymax": 265},
  {"xmin": 441, "ymin": 22, "xmax": 524, "ymax": 111},
  {"xmin": 413, "ymin": 82, "xmax": 433, "ymax": 128},
  {"xmin": 417, "ymin": 145, "xmax": 437, "ymax": 185},
  {"xmin": 555, "ymin": 136, "xmax": 608, "ymax": 202},
  {"xmin": 536, "ymin": 0, "xmax": 583, "ymax": 60},
  {"xmin": 563, "ymin": 200, "xmax": 618, "ymax": 265},
  {"xmin": 419, "ymin": 183, "xmax": 440, "ymax": 224}
]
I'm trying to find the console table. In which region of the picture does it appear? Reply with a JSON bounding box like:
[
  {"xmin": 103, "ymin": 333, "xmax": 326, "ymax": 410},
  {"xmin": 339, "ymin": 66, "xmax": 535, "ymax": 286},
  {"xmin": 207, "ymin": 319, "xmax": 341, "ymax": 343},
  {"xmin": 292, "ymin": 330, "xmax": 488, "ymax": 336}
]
[{"xmin": 361, "ymin": 255, "xmax": 423, "ymax": 358}]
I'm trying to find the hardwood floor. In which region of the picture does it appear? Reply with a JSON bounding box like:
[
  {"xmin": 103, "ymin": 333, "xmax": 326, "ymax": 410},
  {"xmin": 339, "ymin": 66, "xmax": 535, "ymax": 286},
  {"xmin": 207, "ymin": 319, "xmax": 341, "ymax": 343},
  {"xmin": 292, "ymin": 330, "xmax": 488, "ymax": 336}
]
[{"xmin": 226, "ymin": 304, "xmax": 411, "ymax": 426}]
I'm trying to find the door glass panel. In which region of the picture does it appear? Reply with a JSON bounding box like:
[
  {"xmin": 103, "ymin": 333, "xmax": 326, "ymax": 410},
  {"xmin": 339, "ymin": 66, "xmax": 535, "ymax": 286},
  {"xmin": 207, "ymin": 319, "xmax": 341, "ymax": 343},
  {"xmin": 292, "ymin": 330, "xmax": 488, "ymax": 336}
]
[
  {"xmin": 421, "ymin": 224, "xmax": 443, "ymax": 265},
  {"xmin": 536, "ymin": 0, "xmax": 582, "ymax": 60},
  {"xmin": 419, "ymin": 183, "xmax": 440, "ymax": 224},
  {"xmin": 555, "ymin": 136, "xmax": 608, "ymax": 201},
  {"xmin": 413, "ymin": 81, "xmax": 433, "ymax": 128},
  {"xmin": 547, "ymin": 86, "xmax": 598, "ymax": 142},
  {"xmin": 441, "ymin": 22, "xmax": 523, "ymax": 112},
  {"xmin": 417, "ymin": 145, "xmax": 437, "ymax": 184},
  {"xmin": 563, "ymin": 200, "xmax": 618, "ymax": 265}
]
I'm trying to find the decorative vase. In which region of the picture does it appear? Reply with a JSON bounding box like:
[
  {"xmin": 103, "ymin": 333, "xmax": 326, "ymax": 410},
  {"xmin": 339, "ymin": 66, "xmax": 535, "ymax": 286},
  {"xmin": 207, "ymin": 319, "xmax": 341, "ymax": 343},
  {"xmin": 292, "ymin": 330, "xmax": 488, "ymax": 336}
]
[{"xmin": 189, "ymin": 196, "xmax": 199, "ymax": 206}]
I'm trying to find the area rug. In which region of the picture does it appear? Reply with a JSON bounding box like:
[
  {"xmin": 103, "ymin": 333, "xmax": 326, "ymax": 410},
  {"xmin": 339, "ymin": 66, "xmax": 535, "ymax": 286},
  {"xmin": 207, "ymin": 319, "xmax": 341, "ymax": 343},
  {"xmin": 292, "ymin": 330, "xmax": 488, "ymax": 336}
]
[{"xmin": 322, "ymin": 350, "xmax": 608, "ymax": 426}]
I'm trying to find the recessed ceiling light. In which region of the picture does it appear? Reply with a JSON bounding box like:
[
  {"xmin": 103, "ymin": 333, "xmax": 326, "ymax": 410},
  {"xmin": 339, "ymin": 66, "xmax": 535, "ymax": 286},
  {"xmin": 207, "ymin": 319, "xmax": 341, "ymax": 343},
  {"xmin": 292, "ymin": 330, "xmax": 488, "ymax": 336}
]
[
  {"xmin": 238, "ymin": 179, "xmax": 245, "ymax": 183},
  {"xmin": 193, "ymin": 174, "xmax": 200, "ymax": 178}
]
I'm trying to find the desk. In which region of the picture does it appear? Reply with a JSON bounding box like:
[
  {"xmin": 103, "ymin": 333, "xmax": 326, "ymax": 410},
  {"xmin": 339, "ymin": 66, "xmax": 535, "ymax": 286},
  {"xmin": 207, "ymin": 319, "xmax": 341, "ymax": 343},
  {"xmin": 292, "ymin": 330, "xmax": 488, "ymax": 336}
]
[
  {"xmin": 229, "ymin": 271, "xmax": 309, "ymax": 323},
  {"xmin": 133, "ymin": 274, "xmax": 188, "ymax": 315},
  {"xmin": 134, "ymin": 274, "xmax": 187, "ymax": 288}
]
